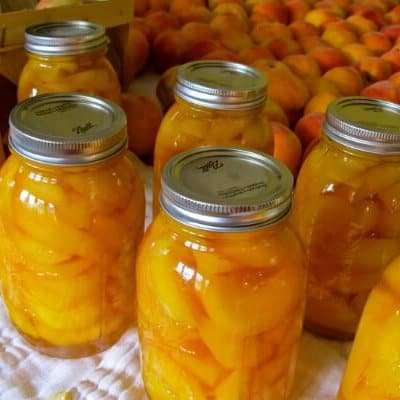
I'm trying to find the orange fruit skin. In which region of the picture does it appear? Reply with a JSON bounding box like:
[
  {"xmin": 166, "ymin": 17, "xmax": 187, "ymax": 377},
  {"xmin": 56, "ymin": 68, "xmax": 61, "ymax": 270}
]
[{"xmin": 271, "ymin": 121, "xmax": 303, "ymax": 178}]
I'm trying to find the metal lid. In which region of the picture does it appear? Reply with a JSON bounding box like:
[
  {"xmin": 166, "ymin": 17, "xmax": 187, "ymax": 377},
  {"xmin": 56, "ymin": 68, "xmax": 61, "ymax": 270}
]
[
  {"xmin": 25, "ymin": 20, "xmax": 109, "ymax": 55},
  {"xmin": 9, "ymin": 92, "xmax": 127, "ymax": 166},
  {"xmin": 175, "ymin": 60, "xmax": 267, "ymax": 111},
  {"xmin": 323, "ymin": 96, "xmax": 400, "ymax": 155},
  {"xmin": 160, "ymin": 147, "xmax": 293, "ymax": 232}
]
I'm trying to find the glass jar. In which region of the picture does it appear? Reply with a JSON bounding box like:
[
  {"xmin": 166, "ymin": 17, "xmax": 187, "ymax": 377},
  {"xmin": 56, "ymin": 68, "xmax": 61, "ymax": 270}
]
[
  {"xmin": 17, "ymin": 20, "xmax": 121, "ymax": 104},
  {"xmin": 138, "ymin": 146, "xmax": 306, "ymax": 400},
  {"xmin": 152, "ymin": 60, "xmax": 274, "ymax": 216},
  {"xmin": 291, "ymin": 96, "xmax": 400, "ymax": 340},
  {"xmin": 336, "ymin": 255, "xmax": 400, "ymax": 399},
  {"xmin": 0, "ymin": 93, "xmax": 145, "ymax": 357}
]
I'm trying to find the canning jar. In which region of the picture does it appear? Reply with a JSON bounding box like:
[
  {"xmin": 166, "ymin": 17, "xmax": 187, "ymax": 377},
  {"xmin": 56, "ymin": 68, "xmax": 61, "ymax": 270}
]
[
  {"xmin": 152, "ymin": 60, "xmax": 274, "ymax": 216},
  {"xmin": 291, "ymin": 96, "xmax": 400, "ymax": 340},
  {"xmin": 0, "ymin": 92, "xmax": 145, "ymax": 357},
  {"xmin": 336, "ymin": 255, "xmax": 400, "ymax": 400},
  {"xmin": 138, "ymin": 146, "xmax": 306, "ymax": 400},
  {"xmin": 17, "ymin": 20, "xmax": 121, "ymax": 104}
]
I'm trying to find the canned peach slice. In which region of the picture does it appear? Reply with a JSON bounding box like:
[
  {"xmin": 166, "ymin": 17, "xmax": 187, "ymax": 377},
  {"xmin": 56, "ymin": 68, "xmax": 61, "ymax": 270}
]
[
  {"xmin": 197, "ymin": 316, "xmax": 278, "ymax": 369},
  {"xmin": 347, "ymin": 163, "xmax": 400, "ymax": 196},
  {"xmin": 142, "ymin": 346, "xmax": 207, "ymax": 400},
  {"xmin": 215, "ymin": 369, "xmax": 251, "ymax": 400},
  {"xmin": 193, "ymin": 251, "xmax": 240, "ymax": 274},
  {"xmin": 14, "ymin": 200, "xmax": 99, "ymax": 257},
  {"xmin": 351, "ymin": 198, "xmax": 381, "ymax": 235},
  {"xmin": 147, "ymin": 236, "xmax": 202, "ymax": 325},
  {"xmin": 198, "ymin": 265, "xmax": 301, "ymax": 336},
  {"xmin": 169, "ymin": 339, "xmax": 223, "ymax": 387},
  {"xmin": 239, "ymin": 121, "xmax": 272, "ymax": 151}
]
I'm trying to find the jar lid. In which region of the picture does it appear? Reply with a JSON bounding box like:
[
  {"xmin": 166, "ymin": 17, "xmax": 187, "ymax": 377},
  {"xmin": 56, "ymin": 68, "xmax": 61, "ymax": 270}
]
[
  {"xmin": 9, "ymin": 92, "xmax": 127, "ymax": 166},
  {"xmin": 160, "ymin": 146, "xmax": 293, "ymax": 232},
  {"xmin": 175, "ymin": 60, "xmax": 267, "ymax": 111},
  {"xmin": 25, "ymin": 20, "xmax": 109, "ymax": 55},
  {"xmin": 324, "ymin": 96, "xmax": 400, "ymax": 155}
]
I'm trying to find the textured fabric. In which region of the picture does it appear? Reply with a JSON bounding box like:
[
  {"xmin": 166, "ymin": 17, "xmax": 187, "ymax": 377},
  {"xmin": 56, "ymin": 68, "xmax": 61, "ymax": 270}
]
[{"xmin": 0, "ymin": 159, "xmax": 351, "ymax": 400}]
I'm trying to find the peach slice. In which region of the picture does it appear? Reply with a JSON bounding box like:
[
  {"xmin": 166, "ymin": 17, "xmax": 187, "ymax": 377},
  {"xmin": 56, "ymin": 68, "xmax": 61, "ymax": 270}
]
[{"xmin": 142, "ymin": 346, "xmax": 207, "ymax": 400}]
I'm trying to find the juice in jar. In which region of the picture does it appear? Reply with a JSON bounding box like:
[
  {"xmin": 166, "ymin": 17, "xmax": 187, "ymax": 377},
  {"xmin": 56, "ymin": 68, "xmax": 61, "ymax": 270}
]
[
  {"xmin": 152, "ymin": 60, "xmax": 274, "ymax": 216},
  {"xmin": 291, "ymin": 96, "xmax": 400, "ymax": 339},
  {"xmin": 0, "ymin": 93, "xmax": 145, "ymax": 357},
  {"xmin": 17, "ymin": 20, "xmax": 121, "ymax": 104},
  {"xmin": 138, "ymin": 146, "xmax": 306, "ymax": 400}
]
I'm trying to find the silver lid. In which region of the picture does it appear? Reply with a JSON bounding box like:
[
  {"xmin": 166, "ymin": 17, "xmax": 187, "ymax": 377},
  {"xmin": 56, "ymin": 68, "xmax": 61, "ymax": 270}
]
[
  {"xmin": 160, "ymin": 147, "xmax": 293, "ymax": 232},
  {"xmin": 175, "ymin": 60, "xmax": 267, "ymax": 111},
  {"xmin": 9, "ymin": 92, "xmax": 127, "ymax": 166},
  {"xmin": 25, "ymin": 20, "xmax": 109, "ymax": 55},
  {"xmin": 324, "ymin": 96, "xmax": 400, "ymax": 155}
]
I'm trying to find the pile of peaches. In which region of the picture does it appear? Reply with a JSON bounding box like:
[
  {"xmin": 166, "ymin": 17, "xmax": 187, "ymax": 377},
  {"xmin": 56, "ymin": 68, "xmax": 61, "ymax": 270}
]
[{"xmin": 127, "ymin": 0, "xmax": 400, "ymax": 175}]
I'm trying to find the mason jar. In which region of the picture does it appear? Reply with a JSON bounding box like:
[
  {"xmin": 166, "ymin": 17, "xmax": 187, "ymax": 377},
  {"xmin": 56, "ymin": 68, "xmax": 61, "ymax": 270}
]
[
  {"xmin": 17, "ymin": 20, "xmax": 121, "ymax": 104},
  {"xmin": 336, "ymin": 254, "xmax": 400, "ymax": 399},
  {"xmin": 0, "ymin": 92, "xmax": 145, "ymax": 357},
  {"xmin": 152, "ymin": 60, "xmax": 274, "ymax": 217},
  {"xmin": 138, "ymin": 146, "xmax": 306, "ymax": 400},
  {"xmin": 291, "ymin": 96, "xmax": 400, "ymax": 340}
]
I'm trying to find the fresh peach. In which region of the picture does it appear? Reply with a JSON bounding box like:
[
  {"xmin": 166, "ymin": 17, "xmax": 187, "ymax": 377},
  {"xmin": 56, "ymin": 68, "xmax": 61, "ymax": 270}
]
[
  {"xmin": 304, "ymin": 8, "xmax": 339, "ymax": 28},
  {"xmin": 360, "ymin": 31, "xmax": 392, "ymax": 55},
  {"xmin": 238, "ymin": 45, "xmax": 274, "ymax": 64},
  {"xmin": 313, "ymin": 0, "xmax": 347, "ymax": 18},
  {"xmin": 169, "ymin": 0, "xmax": 205, "ymax": 13},
  {"xmin": 388, "ymin": 70, "xmax": 400, "ymax": 86},
  {"xmin": 322, "ymin": 65, "xmax": 365, "ymax": 96},
  {"xmin": 180, "ymin": 21, "xmax": 215, "ymax": 48},
  {"xmin": 134, "ymin": 0, "xmax": 148, "ymax": 16},
  {"xmin": 218, "ymin": 31, "xmax": 254, "ymax": 53},
  {"xmin": 152, "ymin": 30, "xmax": 187, "ymax": 73},
  {"xmin": 355, "ymin": 56, "xmax": 393, "ymax": 83},
  {"xmin": 271, "ymin": 121, "xmax": 303, "ymax": 178},
  {"xmin": 267, "ymin": 37, "xmax": 302, "ymax": 59},
  {"xmin": 147, "ymin": 0, "xmax": 170, "ymax": 11},
  {"xmin": 133, "ymin": 17, "xmax": 152, "ymax": 40},
  {"xmin": 182, "ymin": 39, "xmax": 224, "ymax": 61},
  {"xmin": 349, "ymin": 4, "xmax": 386, "ymax": 29},
  {"xmin": 381, "ymin": 24, "xmax": 400, "ymax": 42},
  {"xmin": 385, "ymin": 5, "xmax": 400, "ymax": 25},
  {"xmin": 122, "ymin": 24, "xmax": 150, "ymax": 87},
  {"xmin": 307, "ymin": 45, "xmax": 349, "ymax": 72},
  {"xmin": 282, "ymin": 53, "xmax": 322, "ymax": 81},
  {"xmin": 294, "ymin": 111, "xmax": 325, "ymax": 149},
  {"xmin": 144, "ymin": 10, "xmax": 181, "ymax": 43},
  {"xmin": 285, "ymin": 0, "xmax": 310, "ymax": 22},
  {"xmin": 303, "ymin": 91, "xmax": 340, "ymax": 114},
  {"xmin": 261, "ymin": 98, "xmax": 290, "ymax": 126},
  {"xmin": 342, "ymin": 42, "xmax": 374, "ymax": 64},
  {"xmin": 213, "ymin": 2, "xmax": 249, "ymax": 21},
  {"xmin": 346, "ymin": 14, "xmax": 379, "ymax": 35},
  {"xmin": 121, "ymin": 93, "xmax": 164, "ymax": 159},
  {"xmin": 250, "ymin": 0, "xmax": 289, "ymax": 24},
  {"xmin": 306, "ymin": 76, "xmax": 343, "ymax": 96},
  {"xmin": 289, "ymin": 20, "xmax": 320, "ymax": 39},
  {"xmin": 208, "ymin": 0, "xmax": 246, "ymax": 9},
  {"xmin": 381, "ymin": 47, "xmax": 400, "ymax": 72},
  {"xmin": 174, "ymin": 6, "xmax": 212, "ymax": 24},
  {"xmin": 253, "ymin": 59, "xmax": 311, "ymax": 122},
  {"xmin": 209, "ymin": 13, "xmax": 250, "ymax": 34},
  {"xmin": 321, "ymin": 25, "xmax": 359, "ymax": 48},
  {"xmin": 251, "ymin": 21, "xmax": 293, "ymax": 45},
  {"xmin": 360, "ymin": 79, "xmax": 400, "ymax": 103},
  {"xmin": 199, "ymin": 49, "xmax": 241, "ymax": 62},
  {"xmin": 298, "ymin": 35, "xmax": 325, "ymax": 52}
]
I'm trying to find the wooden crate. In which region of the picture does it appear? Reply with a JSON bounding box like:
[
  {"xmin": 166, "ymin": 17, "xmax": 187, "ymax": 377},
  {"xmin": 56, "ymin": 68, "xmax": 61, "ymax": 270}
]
[{"xmin": 0, "ymin": 0, "xmax": 134, "ymax": 84}]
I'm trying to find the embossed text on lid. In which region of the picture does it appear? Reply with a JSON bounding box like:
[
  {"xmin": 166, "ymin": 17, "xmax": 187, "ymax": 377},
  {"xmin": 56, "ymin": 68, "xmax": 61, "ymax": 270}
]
[
  {"xmin": 25, "ymin": 20, "xmax": 109, "ymax": 55},
  {"xmin": 175, "ymin": 60, "xmax": 267, "ymax": 110},
  {"xmin": 323, "ymin": 96, "xmax": 400, "ymax": 154},
  {"xmin": 9, "ymin": 92, "xmax": 127, "ymax": 166},
  {"xmin": 160, "ymin": 146, "xmax": 293, "ymax": 231}
]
